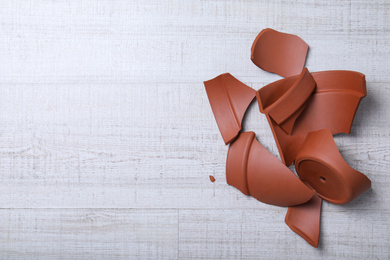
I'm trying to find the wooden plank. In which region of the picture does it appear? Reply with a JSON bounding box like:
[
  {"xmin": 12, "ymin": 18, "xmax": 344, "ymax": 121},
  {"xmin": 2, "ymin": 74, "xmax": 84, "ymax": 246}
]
[
  {"xmin": 0, "ymin": 1, "xmax": 389, "ymax": 84},
  {"xmin": 0, "ymin": 209, "xmax": 178, "ymax": 259},
  {"xmin": 179, "ymin": 208, "xmax": 390, "ymax": 259},
  {"xmin": 0, "ymin": 207, "xmax": 387, "ymax": 259},
  {"xmin": 179, "ymin": 209, "xmax": 245, "ymax": 259},
  {"xmin": 0, "ymin": 82, "xmax": 387, "ymax": 209}
]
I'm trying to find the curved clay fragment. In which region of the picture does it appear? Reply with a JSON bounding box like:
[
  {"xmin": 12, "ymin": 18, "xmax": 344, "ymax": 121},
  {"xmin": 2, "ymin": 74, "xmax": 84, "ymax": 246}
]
[
  {"xmin": 257, "ymin": 68, "xmax": 316, "ymax": 135},
  {"xmin": 257, "ymin": 70, "xmax": 367, "ymax": 166},
  {"xmin": 295, "ymin": 129, "xmax": 371, "ymax": 204},
  {"xmin": 226, "ymin": 131, "xmax": 314, "ymax": 207},
  {"xmin": 251, "ymin": 28, "xmax": 309, "ymax": 77},
  {"xmin": 285, "ymin": 193, "xmax": 322, "ymax": 248},
  {"xmin": 204, "ymin": 73, "xmax": 256, "ymax": 145}
]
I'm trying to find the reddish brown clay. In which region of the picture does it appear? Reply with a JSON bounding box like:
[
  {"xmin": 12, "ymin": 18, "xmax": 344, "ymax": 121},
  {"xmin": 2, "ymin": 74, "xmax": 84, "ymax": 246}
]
[
  {"xmin": 226, "ymin": 131, "xmax": 314, "ymax": 206},
  {"xmin": 295, "ymin": 129, "xmax": 371, "ymax": 204},
  {"xmin": 257, "ymin": 68, "xmax": 316, "ymax": 135},
  {"xmin": 285, "ymin": 193, "xmax": 322, "ymax": 248},
  {"xmin": 209, "ymin": 175, "xmax": 216, "ymax": 182},
  {"xmin": 257, "ymin": 70, "xmax": 367, "ymax": 166},
  {"xmin": 204, "ymin": 73, "xmax": 256, "ymax": 145},
  {"xmin": 251, "ymin": 28, "xmax": 309, "ymax": 77}
]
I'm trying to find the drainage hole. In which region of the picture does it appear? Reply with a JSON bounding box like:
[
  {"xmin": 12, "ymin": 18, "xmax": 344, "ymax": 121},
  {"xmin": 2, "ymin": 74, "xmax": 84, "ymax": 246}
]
[{"xmin": 320, "ymin": 176, "xmax": 327, "ymax": 183}]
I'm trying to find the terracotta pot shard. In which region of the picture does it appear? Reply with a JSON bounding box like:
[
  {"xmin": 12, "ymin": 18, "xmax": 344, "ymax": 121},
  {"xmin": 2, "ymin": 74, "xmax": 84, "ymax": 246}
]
[
  {"xmin": 295, "ymin": 129, "xmax": 371, "ymax": 204},
  {"xmin": 257, "ymin": 68, "xmax": 316, "ymax": 135},
  {"xmin": 226, "ymin": 131, "xmax": 314, "ymax": 207},
  {"xmin": 251, "ymin": 28, "xmax": 309, "ymax": 78},
  {"xmin": 204, "ymin": 73, "xmax": 256, "ymax": 145},
  {"xmin": 285, "ymin": 193, "xmax": 322, "ymax": 248},
  {"xmin": 257, "ymin": 70, "xmax": 367, "ymax": 166}
]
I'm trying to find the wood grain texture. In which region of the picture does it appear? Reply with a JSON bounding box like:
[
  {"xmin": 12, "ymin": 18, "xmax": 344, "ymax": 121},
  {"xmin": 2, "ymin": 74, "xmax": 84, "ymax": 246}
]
[
  {"xmin": 0, "ymin": 209, "xmax": 178, "ymax": 259},
  {"xmin": 0, "ymin": 0, "xmax": 389, "ymax": 258}
]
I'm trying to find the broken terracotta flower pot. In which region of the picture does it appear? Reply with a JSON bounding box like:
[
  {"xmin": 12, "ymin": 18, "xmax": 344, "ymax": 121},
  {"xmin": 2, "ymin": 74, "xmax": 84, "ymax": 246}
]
[
  {"xmin": 285, "ymin": 193, "xmax": 322, "ymax": 248},
  {"xmin": 295, "ymin": 129, "xmax": 371, "ymax": 204},
  {"xmin": 257, "ymin": 70, "xmax": 367, "ymax": 166},
  {"xmin": 226, "ymin": 131, "xmax": 314, "ymax": 207},
  {"xmin": 204, "ymin": 73, "xmax": 256, "ymax": 145},
  {"xmin": 204, "ymin": 28, "xmax": 371, "ymax": 248},
  {"xmin": 251, "ymin": 28, "xmax": 309, "ymax": 78}
]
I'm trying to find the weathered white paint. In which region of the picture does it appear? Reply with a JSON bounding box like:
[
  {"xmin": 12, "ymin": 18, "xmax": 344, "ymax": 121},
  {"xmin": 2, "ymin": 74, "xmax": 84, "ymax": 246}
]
[{"xmin": 0, "ymin": 0, "xmax": 389, "ymax": 258}]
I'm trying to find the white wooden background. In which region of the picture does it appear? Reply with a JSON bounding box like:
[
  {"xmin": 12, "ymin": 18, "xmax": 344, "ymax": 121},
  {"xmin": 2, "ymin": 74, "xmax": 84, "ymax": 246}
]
[{"xmin": 0, "ymin": 0, "xmax": 389, "ymax": 259}]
